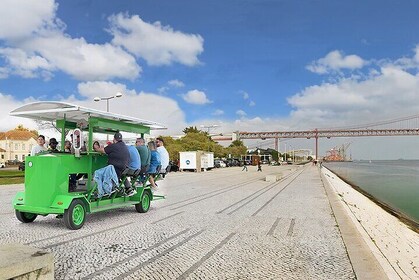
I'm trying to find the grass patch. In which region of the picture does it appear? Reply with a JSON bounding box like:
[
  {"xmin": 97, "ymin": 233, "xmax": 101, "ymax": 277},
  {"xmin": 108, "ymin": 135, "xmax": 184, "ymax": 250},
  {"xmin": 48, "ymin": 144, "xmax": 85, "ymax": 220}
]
[
  {"xmin": 0, "ymin": 169, "xmax": 24, "ymax": 185},
  {"xmin": 0, "ymin": 177, "xmax": 24, "ymax": 185}
]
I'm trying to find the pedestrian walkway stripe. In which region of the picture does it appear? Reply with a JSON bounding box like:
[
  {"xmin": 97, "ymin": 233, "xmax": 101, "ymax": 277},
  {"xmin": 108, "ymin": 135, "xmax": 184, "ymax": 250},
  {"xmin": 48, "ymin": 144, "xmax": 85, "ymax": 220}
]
[
  {"xmin": 217, "ymin": 181, "xmax": 279, "ymax": 214},
  {"xmin": 114, "ymin": 229, "xmax": 205, "ymax": 280},
  {"xmin": 227, "ymin": 181, "xmax": 282, "ymax": 215},
  {"xmin": 151, "ymin": 211, "xmax": 184, "ymax": 224},
  {"xmin": 170, "ymin": 179, "xmax": 261, "ymax": 211},
  {"xmin": 287, "ymin": 218, "xmax": 296, "ymax": 237},
  {"xmin": 81, "ymin": 228, "xmax": 191, "ymax": 280},
  {"xmin": 177, "ymin": 232, "xmax": 237, "ymax": 280},
  {"xmin": 169, "ymin": 173, "xmax": 236, "ymax": 188},
  {"xmin": 267, "ymin": 217, "xmax": 281, "ymax": 236},
  {"xmin": 162, "ymin": 177, "xmax": 261, "ymax": 209},
  {"xmin": 251, "ymin": 168, "xmax": 305, "ymax": 217},
  {"xmin": 217, "ymin": 169, "xmax": 300, "ymax": 215},
  {"xmin": 42, "ymin": 221, "xmax": 136, "ymax": 249}
]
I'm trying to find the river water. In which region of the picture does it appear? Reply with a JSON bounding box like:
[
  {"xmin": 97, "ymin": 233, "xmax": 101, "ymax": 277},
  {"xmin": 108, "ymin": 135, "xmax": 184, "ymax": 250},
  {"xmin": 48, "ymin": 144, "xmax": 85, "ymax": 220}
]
[{"xmin": 323, "ymin": 160, "xmax": 419, "ymax": 225}]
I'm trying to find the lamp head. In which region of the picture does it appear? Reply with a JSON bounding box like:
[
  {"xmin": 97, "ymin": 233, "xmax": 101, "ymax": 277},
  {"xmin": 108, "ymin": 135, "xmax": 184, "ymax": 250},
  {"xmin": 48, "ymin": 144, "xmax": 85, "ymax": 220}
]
[
  {"xmin": 115, "ymin": 92, "xmax": 123, "ymax": 98},
  {"xmin": 93, "ymin": 97, "xmax": 100, "ymax": 102}
]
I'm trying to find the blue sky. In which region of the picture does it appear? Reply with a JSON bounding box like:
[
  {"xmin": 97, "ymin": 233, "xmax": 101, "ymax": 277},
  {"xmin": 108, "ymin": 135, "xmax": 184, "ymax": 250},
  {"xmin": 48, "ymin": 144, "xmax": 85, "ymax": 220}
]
[{"xmin": 2, "ymin": 0, "xmax": 419, "ymax": 159}]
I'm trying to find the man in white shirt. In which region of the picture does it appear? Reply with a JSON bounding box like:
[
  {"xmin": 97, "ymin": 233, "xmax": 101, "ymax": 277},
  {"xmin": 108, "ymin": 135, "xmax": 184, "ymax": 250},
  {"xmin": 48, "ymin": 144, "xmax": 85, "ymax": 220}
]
[
  {"xmin": 31, "ymin": 135, "xmax": 47, "ymax": 156},
  {"xmin": 156, "ymin": 137, "xmax": 169, "ymax": 173}
]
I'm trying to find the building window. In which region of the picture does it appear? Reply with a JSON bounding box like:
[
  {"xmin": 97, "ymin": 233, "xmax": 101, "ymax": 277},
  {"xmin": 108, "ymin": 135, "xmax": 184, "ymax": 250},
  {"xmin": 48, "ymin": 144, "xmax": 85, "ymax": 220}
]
[
  {"xmin": 1, "ymin": 155, "xmax": 4, "ymax": 159},
  {"xmin": 22, "ymin": 155, "xmax": 25, "ymax": 161},
  {"xmin": 15, "ymin": 155, "xmax": 18, "ymax": 160},
  {"xmin": 15, "ymin": 143, "xmax": 19, "ymax": 150},
  {"xmin": 22, "ymin": 144, "xmax": 26, "ymax": 150}
]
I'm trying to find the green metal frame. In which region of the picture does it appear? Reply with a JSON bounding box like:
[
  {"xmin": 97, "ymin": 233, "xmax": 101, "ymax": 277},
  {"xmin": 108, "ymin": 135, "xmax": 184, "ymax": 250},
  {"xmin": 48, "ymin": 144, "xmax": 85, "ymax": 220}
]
[{"xmin": 14, "ymin": 114, "xmax": 164, "ymax": 221}]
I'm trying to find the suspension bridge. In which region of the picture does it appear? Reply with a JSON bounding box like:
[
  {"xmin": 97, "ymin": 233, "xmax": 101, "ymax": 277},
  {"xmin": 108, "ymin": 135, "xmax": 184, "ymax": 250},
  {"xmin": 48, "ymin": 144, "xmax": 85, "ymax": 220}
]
[{"xmin": 212, "ymin": 113, "xmax": 419, "ymax": 159}]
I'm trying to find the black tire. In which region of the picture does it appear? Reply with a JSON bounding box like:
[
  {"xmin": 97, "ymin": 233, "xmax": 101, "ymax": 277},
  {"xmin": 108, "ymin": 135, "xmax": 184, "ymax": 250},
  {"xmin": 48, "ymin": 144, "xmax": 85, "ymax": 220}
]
[
  {"xmin": 135, "ymin": 190, "xmax": 151, "ymax": 213},
  {"xmin": 15, "ymin": 210, "xmax": 37, "ymax": 223},
  {"xmin": 64, "ymin": 199, "xmax": 86, "ymax": 230}
]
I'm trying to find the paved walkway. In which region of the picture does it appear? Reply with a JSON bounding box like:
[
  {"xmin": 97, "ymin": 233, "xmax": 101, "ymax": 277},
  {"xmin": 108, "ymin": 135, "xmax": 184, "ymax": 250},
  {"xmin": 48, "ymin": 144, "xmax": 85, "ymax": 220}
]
[{"xmin": 0, "ymin": 165, "xmax": 380, "ymax": 279}]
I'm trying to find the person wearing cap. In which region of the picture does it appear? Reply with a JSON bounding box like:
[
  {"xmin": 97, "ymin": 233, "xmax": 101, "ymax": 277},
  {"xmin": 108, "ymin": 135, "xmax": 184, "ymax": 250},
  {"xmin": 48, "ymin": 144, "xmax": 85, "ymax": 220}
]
[
  {"xmin": 31, "ymin": 135, "xmax": 47, "ymax": 156},
  {"xmin": 156, "ymin": 137, "xmax": 169, "ymax": 173},
  {"xmin": 93, "ymin": 132, "xmax": 130, "ymax": 179},
  {"xmin": 48, "ymin": 138, "xmax": 59, "ymax": 152}
]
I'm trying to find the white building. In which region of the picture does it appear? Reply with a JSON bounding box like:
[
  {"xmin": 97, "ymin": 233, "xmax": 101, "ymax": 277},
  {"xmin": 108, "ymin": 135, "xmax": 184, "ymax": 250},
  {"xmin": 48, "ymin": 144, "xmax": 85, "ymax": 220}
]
[{"xmin": 0, "ymin": 130, "xmax": 37, "ymax": 164}]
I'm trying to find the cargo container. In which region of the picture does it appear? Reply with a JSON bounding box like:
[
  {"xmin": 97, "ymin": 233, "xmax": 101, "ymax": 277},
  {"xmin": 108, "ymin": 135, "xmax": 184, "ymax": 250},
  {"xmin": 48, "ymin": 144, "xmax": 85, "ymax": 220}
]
[{"xmin": 179, "ymin": 151, "xmax": 214, "ymax": 172}]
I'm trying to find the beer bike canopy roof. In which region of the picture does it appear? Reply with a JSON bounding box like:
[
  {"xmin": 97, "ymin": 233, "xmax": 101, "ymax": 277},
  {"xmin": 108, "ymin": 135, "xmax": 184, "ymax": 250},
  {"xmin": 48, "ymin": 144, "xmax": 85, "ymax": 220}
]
[{"xmin": 10, "ymin": 101, "xmax": 166, "ymax": 134}]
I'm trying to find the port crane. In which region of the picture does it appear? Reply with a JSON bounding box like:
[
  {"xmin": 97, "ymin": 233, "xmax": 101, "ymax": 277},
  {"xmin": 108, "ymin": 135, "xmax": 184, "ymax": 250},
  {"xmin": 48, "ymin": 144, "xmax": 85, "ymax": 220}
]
[{"xmin": 323, "ymin": 142, "xmax": 352, "ymax": 161}]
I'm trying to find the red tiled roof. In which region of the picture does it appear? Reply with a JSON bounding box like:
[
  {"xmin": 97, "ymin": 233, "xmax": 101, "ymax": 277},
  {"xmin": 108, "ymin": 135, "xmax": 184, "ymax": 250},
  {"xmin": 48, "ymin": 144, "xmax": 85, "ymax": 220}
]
[{"xmin": 0, "ymin": 130, "xmax": 37, "ymax": 140}]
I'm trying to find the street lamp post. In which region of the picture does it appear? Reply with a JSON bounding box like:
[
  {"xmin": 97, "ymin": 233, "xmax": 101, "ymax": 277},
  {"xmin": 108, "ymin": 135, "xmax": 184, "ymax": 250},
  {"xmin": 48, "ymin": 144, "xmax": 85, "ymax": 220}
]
[
  {"xmin": 94, "ymin": 92, "xmax": 123, "ymax": 140},
  {"xmin": 93, "ymin": 92, "xmax": 123, "ymax": 112},
  {"xmin": 200, "ymin": 124, "xmax": 219, "ymax": 151},
  {"xmin": 200, "ymin": 124, "xmax": 219, "ymax": 134}
]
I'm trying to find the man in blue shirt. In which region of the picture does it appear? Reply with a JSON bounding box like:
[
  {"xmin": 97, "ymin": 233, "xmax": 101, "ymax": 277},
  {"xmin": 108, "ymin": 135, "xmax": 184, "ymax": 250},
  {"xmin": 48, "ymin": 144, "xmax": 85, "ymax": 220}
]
[{"xmin": 127, "ymin": 145, "xmax": 141, "ymax": 170}]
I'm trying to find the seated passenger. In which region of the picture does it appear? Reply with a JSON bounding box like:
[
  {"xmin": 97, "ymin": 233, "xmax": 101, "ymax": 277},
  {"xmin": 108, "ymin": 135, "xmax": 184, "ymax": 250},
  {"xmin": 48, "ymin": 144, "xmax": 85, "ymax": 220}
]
[
  {"xmin": 48, "ymin": 138, "xmax": 59, "ymax": 152},
  {"xmin": 156, "ymin": 137, "xmax": 169, "ymax": 173},
  {"xmin": 124, "ymin": 145, "xmax": 141, "ymax": 187},
  {"xmin": 147, "ymin": 141, "xmax": 161, "ymax": 190},
  {"xmin": 93, "ymin": 165, "xmax": 118, "ymax": 197},
  {"xmin": 31, "ymin": 135, "xmax": 47, "ymax": 156},
  {"xmin": 93, "ymin": 133, "xmax": 135, "ymax": 196},
  {"xmin": 64, "ymin": 140, "xmax": 72, "ymax": 153},
  {"xmin": 93, "ymin": 133, "xmax": 128, "ymax": 178},
  {"xmin": 135, "ymin": 137, "xmax": 150, "ymax": 173},
  {"xmin": 128, "ymin": 145, "xmax": 141, "ymax": 171}
]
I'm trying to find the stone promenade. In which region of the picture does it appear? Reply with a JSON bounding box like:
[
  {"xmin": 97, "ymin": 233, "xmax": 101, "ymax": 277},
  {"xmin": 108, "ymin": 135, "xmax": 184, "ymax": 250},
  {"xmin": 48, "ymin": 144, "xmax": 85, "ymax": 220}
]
[{"xmin": 0, "ymin": 165, "xmax": 381, "ymax": 279}]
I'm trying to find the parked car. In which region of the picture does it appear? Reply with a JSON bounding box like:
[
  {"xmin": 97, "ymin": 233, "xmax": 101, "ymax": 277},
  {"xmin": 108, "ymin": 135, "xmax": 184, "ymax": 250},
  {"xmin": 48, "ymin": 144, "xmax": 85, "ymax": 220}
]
[
  {"xmin": 168, "ymin": 160, "xmax": 179, "ymax": 172},
  {"xmin": 214, "ymin": 160, "xmax": 226, "ymax": 168},
  {"xmin": 18, "ymin": 161, "xmax": 25, "ymax": 171}
]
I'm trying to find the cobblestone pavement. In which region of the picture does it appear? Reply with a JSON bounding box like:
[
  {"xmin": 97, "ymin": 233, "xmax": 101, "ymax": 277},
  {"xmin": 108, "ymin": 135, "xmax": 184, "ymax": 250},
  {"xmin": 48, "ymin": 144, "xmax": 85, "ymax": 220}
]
[{"xmin": 0, "ymin": 165, "xmax": 356, "ymax": 279}]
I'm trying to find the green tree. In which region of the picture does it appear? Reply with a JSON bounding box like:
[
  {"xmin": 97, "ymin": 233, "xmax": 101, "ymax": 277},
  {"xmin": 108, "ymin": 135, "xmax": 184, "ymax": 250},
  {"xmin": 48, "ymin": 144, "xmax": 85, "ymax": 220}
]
[
  {"xmin": 226, "ymin": 139, "xmax": 247, "ymax": 158},
  {"xmin": 182, "ymin": 126, "xmax": 200, "ymax": 134},
  {"xmin": 16, "ymin": 125, "xmax": 28, "ymax": 131},
  {"xmin": 229, "ymin": 140, "xmax": 244, "ymax": 147}
]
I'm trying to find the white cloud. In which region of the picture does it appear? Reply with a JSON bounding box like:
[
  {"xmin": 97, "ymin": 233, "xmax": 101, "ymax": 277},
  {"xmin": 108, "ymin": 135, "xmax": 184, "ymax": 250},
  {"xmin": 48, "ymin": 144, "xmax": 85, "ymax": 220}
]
[
  {"xmin": 288, "ymin": 66, "xmax": 419, "ymax": 129},
  {"xmin": 249, "ymin": 100, "xmax": 256, "ymax": 106},
  {"xmin": 158, "ymin": 86, "xmax": 169, "ymax": 94},
  {"xmin": 212, "ymin": 109, "xmax": 224, "ymax": 116},
  {"xmin": 0, "ymin": 3, "xmax": 141, "ymax": 81},
  {"xmin": 181, "ymin": 89, "xmax": 212, "ymax": 105},
  {"xmin": 236, "ymin": 110, "xmax": 247, "ymax": 117},
  {"xmin": 0, "ymin": 93, "xmax": 38, "ymax": 131},
  {"xmin": 0, "ymin": 82, "xmax": 187, "ymax": 135},
  {"xmin": 109, "ymin": 13, "xmax": 204, "ymax": 66},
  {"xmin": 0, "ymin": 48, "xmax": 54, "ymax": 79},
  {"xmin": 307, "ymin": 50, "xmax": 366, "ymax": 74},
  {"xmin": 168, "ymin": 79, "xmax": 185, "ymax": 88},
  {"xmin": 242, "ymin": 91, "xmax": 249, "ymax": 100},
  {"xmin": 0, "ymin": 2, "xmax": 204, "ymax": 81},
  {"xmin": 23, "ymin": 33, "xmax": 141, "ymax": 81},
  {"xmin": 0, "ymin": 0, "xmax": 57, "ymax": 41},
  {"xmin": 67, "ymin": 82, "xmax": 187, "ymax": 135}
]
